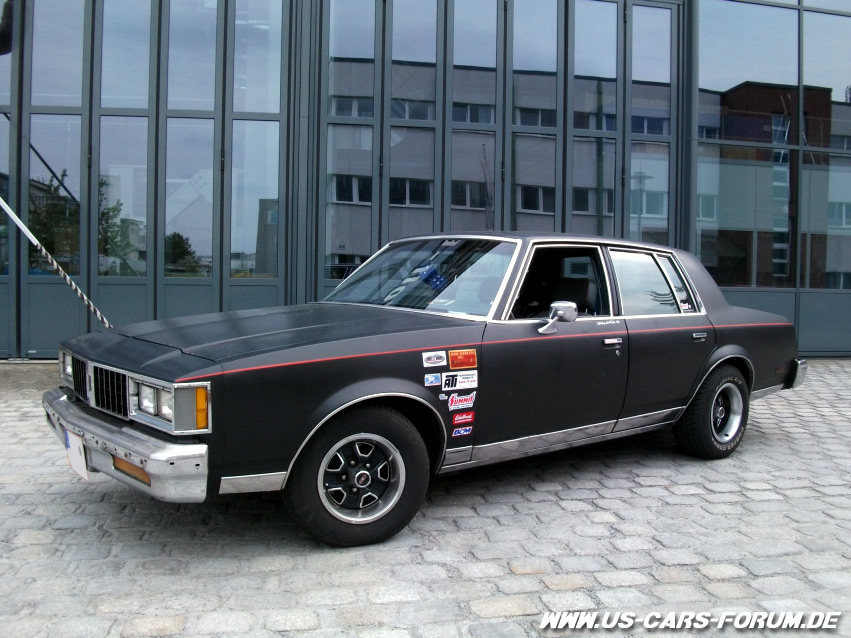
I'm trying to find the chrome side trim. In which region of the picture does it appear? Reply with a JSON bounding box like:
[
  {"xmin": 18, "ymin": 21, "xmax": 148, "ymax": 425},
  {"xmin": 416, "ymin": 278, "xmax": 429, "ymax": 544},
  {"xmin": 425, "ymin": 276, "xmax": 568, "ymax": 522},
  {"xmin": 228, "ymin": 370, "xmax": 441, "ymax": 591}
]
[
  {"xmin": 612, "ymin": 407, "xmax": 683, "ymax": 432},
  {"xmin": 219, "ymin": 472, "xmax": 287, "ymax": 494},
  {"xmin": 443, "ymin": 446, "xmax": 473, "ymax": 465},
  {"xmin": 42, "ymin": 387, "xmax": 208, "ymax": 503},
  {"xmin": 750, "ymin": 383, "xmax": 784, "ymax": 401},
  {"xmin": 469, "ymin": 420, "xmax": 616, "ymax": 464},
  {"xmin": 438, "ymin": 422, "xmax": 667, "ymax": 474}
]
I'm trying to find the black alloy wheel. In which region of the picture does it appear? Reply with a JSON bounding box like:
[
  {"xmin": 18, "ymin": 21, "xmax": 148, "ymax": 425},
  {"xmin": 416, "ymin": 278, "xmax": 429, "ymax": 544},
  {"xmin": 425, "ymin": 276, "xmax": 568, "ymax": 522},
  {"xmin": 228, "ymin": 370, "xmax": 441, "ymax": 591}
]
[{"xmin": 285, "ymin": 406, "xmax": 430, "ymax": 546}]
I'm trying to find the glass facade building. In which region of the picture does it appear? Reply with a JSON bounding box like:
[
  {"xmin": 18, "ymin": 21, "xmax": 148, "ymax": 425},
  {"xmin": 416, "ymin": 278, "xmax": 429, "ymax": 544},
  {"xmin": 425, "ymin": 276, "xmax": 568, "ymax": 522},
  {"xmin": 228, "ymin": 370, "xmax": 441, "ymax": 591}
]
[{"xmin": 0, "ymin": 0, "xmax": 849, "ymax": 357}]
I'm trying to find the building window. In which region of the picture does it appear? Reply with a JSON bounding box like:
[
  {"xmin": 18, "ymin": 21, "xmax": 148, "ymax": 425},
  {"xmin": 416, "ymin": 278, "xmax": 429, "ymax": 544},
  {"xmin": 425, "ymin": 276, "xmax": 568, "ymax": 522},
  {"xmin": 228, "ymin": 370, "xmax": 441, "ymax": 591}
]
[
  {"xmin": 698, "ymin": 194, "xmax": 717, "ymax": 221},
  {"xmin": 631, "ymin": 116, "xmax": 669, "ymax": 136},
  {"xmin": 516, "ymin": 108, "xmax": 557, "ymax": 128},
  {"xmin": 331, "ymin": 175, "xmax": 372, "ymax": 204},
  {"xmin": 574, "ymin": 112, "xmax": 616, "ymax": 131},
  {"xmin": 389, "ymin": 178, "xmax": 432, "ymax": 206},
  {"xmin": 827, "ymin": 202, "xmax": 851, "ymax": 227},
  {"xmin": 452, "ymin": 102, "xmax": 495, "ymax": 124},
  {"xmin": 451, "ymin": 180, "xmax": 489, "ymax": 209},
  {"xmin": 331, "ymin": 96, "xmax": 375, "ymax": 118},
  {"xmin": 518, "ymin": 185, "xmax": 555, "ymax": 214},
  {"xmin": 391, "ymin": 99, "xmax": 435, "ymax": 121}
]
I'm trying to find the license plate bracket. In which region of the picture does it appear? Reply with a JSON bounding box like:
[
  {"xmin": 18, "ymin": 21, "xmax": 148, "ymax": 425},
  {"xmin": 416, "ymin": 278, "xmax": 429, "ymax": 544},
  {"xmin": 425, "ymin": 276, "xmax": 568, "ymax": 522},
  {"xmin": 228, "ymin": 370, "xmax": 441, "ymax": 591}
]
[{"xmin": 64, "ymin": 428, "xmax": 90, "ymax": 481}]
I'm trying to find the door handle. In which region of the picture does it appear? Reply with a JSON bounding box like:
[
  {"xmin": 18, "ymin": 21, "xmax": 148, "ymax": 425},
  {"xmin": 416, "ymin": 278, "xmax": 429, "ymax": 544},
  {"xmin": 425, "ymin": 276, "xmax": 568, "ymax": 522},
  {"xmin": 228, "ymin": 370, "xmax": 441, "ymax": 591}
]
[
  {"xmin": 692, "ymin": 332, "xmax": 707, "ymax": 342},
  {"xmin": 603, "ymin": 338, "xmax": 623, "ymax": 346}
]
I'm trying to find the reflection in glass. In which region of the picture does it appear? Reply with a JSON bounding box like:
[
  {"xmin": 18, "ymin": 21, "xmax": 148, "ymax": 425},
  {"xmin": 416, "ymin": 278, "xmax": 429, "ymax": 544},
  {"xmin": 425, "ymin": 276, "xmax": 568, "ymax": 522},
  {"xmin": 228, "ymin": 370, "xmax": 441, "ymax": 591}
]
[
  {"xmin": 696, "ymin": 144, "xmax": 797, "ymax": 288},
  {"xmin": 389, "ymin": 127, "xmax": 434, "ymax": 241},
  {"xmin": 167, "ymin": 1, "xmax": 218, "ymax": 110},
  {"xmin": 326, "ymin": 124, "xmax": 373, "ymax": 279},
  {"xmin": 328, "ymin": 0, "xmax": 375, "ymax": 118},
  {"xmin": 454, "ymin": 0, "xmax": 497, "ymax": 122},
  {"xmin": 574, "ymin": 0, "xmax": 617, "ymax": 131},
  {"xmin": 28, "ymin": 115, "xmax": 81, "ymax": 275},
  {"xmin": 629, "ymin": 143, "xmax": 670, "ymax": 245},
  {"xmin": 233, "ymin": 0, "xmax": 282, "ymax": 113},
  {"xmin": 31, "ymin": 0, "xmax": 84, "ymax": 106},
  {"xmin": 0, "ymin": 115, "xmax": 8, "ymax": 274},
  {"xmin": 513, "ymin": 0, "xmax": 557, "ymax": 127},
  {"xmin": 101, "ymin": 0, "xmax": 150, "ymax": 108},
  {"xmin": 231, "ymin": 120, "xmax": 279, "ymax": 278},
  {"xmin": 451, "ymin": 131, "xmax": 495, "ymax": 231},
  {"xmin": 803, "ymin": 0, "xmax": 849, "ymax": 9},
  {"xmin": 513, "ymin": 134, "xmax": 556, "ymax": 232},
  {"xmin": 803, "ymin": 12, "xmax": 851, "ymax": 149},
  {"xmin": 165, "ymin": 119, "xmax": 214, "ymax": 277},
  {"xmin": 572, "ymin": 137, "xmax": 615, "ymax": 237},
  {"xmin": 632, "ymin": 6, "xmax": 671, "ymax": 136},
  {"xmin": 0, "ymin": 0, "xmax": 11, "ymax": 104},
  {"xmin": 99, "ymin": 117, "xmax": 148, "ymax": 276},
  {"xmin": 698, "ymin": 0, "xmax": 798, "ymax": 144},
  {"xmin": 392, "ymin": 0, "xmax": 436, "ymax": 120},
  {"xmin": 802, "ymin": 154, "xmax": 851, "ymax": 289}
]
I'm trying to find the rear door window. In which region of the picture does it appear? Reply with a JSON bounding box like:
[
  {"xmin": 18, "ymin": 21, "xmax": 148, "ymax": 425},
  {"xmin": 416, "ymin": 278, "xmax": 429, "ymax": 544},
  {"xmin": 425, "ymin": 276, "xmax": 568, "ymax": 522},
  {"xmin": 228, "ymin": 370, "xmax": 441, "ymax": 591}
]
[{"xmin": 610, "ymin": 250, "xmax": 680, "ymax": 316}]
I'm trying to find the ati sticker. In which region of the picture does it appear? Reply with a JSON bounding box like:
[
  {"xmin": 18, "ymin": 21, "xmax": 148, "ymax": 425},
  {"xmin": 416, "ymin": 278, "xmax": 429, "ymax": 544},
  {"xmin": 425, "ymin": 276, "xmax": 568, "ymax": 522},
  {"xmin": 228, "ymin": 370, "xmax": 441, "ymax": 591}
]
[
  {"xmin": 447, "ymin": 391, "xmax": 476, "ymax": 411},
  {"xmin": 442, "ymin": 370, "xmax": 478, "ymax": 390},
  {"xmin": 449, "ymin": 349, "xmax": 477, "ymax": 370},
  {"xmin": 424, "ymin": 373, "xmax": 441, "ymax": 387},
  {"xmin": 422, "ymin": 351, "xmax": 447, "ymax": 367},
  {"xmin": 452, "ymin": 425, "xmax": 473, "ymax": 437},
  {"xmin": 453, "ymin": 411, "xmax": 475, "ymax": 426}
]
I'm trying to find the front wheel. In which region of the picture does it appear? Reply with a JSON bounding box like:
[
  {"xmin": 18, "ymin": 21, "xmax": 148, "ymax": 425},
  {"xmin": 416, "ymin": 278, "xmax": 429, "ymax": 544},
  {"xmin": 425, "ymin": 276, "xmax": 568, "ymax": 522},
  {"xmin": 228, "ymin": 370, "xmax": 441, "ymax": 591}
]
[
  {"xmin": 284, "ymin": 406, "xmax": 430, "ymax": 546},
  {"xmin": 674, "ymin": 365, "xmax": 750, "ymax": 459}
]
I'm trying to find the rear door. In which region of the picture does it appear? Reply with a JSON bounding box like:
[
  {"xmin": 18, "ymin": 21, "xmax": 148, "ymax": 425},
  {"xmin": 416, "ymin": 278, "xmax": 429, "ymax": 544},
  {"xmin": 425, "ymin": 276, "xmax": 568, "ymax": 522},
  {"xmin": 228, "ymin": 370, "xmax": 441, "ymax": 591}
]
[{"xmin": 608, "ymin": 248, "xmax": 715, "ymax": 431}]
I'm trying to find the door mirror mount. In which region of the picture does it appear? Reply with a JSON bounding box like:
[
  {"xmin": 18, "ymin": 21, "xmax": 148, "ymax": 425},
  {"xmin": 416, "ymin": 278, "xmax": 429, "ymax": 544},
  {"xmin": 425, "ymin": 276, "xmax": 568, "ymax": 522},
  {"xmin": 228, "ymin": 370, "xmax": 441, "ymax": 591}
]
[{"xmin": 538, "ymin": 301, "xmax": 579, "ymax": 334}]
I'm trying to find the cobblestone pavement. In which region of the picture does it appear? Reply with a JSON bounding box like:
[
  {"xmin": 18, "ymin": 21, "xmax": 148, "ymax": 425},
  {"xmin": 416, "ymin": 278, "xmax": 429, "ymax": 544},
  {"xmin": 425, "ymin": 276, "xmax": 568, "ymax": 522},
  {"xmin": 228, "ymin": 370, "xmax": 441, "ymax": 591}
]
[{"xmin": 0, "ymin": 359, "xmax": 849, "ymax": 638}]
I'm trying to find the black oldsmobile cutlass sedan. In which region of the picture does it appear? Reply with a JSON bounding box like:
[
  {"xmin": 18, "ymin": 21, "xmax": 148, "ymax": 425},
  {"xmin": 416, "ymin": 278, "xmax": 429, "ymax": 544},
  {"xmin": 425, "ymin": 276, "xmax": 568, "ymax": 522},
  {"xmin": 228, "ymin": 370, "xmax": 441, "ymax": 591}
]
[{"xmin": 43, "ymin": 233, "xmax": 806, "ymax": 546}]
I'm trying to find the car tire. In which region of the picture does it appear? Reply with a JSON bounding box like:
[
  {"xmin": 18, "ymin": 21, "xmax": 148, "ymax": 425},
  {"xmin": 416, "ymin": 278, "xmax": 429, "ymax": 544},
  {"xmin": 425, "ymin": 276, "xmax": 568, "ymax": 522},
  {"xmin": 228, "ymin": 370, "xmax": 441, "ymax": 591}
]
[
  {"xmin": 674, "ymin": 364, "xmax": 749, "ymax": 460},
  {"xmin": 284, "ymin": 406, "xmax": 430, "ymax": 546}
]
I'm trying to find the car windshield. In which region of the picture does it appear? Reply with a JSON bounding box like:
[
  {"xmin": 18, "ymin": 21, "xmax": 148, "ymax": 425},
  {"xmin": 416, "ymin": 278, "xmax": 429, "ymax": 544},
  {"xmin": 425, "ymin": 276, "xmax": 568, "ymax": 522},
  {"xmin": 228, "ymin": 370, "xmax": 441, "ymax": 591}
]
[{"xmin": 326, "ymin": 238, "xmax": 516, "ymax": 317}]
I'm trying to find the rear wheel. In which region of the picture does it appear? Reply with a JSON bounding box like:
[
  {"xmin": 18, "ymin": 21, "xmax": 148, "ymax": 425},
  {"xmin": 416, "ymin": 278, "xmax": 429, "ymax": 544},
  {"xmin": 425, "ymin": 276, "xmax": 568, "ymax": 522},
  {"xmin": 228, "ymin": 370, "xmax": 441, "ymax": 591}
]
[
  {"xmin": 285, "ymin": 406, "xmax": 429, "ymax": 546},
  {"xmin": 674, "ymin": 365, "xmax": 749, "ymax": 459}
]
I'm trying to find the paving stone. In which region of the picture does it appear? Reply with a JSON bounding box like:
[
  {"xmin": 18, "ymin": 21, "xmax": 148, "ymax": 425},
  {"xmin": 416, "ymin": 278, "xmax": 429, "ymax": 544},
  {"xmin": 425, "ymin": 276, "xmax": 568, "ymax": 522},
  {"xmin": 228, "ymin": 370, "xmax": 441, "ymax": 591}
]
[{"xmin": 2, "ymin": 360, "xmax": 851, "ymax": 635}]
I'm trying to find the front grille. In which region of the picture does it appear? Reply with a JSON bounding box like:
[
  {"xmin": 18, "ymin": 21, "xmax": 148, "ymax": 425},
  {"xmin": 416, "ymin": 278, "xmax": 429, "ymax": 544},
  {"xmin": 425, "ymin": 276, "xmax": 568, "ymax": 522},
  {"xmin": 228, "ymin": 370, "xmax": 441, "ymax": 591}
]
[
  {"xmin": 93, "ymin": 366, "xmax": 129, "ymax": 418},
  {"xmin": 71, "ymin": 356, "xmax": 88, "ymax": 402}
]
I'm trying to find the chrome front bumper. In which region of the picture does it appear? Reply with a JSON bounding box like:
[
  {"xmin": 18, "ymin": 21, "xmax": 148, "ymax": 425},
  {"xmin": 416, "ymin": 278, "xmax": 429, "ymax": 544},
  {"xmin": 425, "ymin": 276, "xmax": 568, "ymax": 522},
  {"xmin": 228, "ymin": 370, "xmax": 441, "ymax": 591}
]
[{"xmin": 43, "ymin": 387, "xmax": 208, "ymax": 503}]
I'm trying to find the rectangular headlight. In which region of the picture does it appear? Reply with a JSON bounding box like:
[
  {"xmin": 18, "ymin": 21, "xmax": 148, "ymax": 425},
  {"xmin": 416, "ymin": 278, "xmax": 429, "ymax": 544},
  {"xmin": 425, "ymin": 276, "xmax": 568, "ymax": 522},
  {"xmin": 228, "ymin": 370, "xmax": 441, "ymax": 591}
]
[
  {"xmin": 157, "ymin": 389, "xmax": 174, "ymax": 421},
  {"xmin": 139, "ymin": 384, "xmax": 157, "ymax": 415},
  {"xmin": 60, "ymin": 351, "xmax": 73, "ymax": 380}
]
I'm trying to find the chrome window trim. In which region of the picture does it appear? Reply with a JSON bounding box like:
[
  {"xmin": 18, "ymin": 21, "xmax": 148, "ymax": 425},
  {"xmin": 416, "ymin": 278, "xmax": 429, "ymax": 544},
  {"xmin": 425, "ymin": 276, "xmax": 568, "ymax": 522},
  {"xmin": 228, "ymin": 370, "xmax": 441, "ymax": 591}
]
[
  {"xmin": 499, "ymin": 242, "xmax": 616, "ymax": 322},
  {"xmin": 607, "ymin": 247, "xmax": 709, "ymax": 319}
]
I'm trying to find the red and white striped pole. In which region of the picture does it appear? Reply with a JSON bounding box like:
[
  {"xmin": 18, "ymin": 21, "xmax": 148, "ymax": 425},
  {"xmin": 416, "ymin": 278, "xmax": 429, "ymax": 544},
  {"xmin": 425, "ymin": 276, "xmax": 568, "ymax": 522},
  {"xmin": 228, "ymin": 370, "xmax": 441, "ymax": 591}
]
[{"xmin": 0, "ymin": 194, "xmax": 112, "ymax": 329}]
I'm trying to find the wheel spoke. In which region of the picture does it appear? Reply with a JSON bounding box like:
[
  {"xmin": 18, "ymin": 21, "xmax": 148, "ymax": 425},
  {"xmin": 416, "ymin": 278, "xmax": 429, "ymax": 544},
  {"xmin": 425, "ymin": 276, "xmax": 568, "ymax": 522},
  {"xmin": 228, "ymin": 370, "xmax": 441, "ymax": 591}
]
[{"xmin": 317, "ymin": 433, "xmax": 404, "ymax": 522}]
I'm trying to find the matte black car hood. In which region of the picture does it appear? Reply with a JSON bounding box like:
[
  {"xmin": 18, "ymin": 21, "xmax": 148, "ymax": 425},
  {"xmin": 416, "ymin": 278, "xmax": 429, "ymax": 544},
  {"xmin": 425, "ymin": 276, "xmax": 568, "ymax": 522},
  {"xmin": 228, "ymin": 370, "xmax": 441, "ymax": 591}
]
[{"xmin": 112, "ymin": 302, "xmax": 466, "ymax": 363}]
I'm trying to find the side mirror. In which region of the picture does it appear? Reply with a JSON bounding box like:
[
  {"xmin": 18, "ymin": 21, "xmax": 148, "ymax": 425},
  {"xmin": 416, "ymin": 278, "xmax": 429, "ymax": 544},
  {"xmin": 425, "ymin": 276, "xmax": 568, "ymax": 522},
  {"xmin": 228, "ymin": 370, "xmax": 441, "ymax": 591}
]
[{"xmin": 538, "ymin": 301, "xmax": 578, "ymax": 334}]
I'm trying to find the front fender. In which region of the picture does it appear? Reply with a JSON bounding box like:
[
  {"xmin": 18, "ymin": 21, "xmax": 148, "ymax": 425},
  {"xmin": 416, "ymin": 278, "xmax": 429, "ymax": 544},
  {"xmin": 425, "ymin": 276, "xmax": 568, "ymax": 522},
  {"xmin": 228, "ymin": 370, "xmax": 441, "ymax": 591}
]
[{"xmin": 286, "ymin": 377, "xmax": 448, "ymax": 482}]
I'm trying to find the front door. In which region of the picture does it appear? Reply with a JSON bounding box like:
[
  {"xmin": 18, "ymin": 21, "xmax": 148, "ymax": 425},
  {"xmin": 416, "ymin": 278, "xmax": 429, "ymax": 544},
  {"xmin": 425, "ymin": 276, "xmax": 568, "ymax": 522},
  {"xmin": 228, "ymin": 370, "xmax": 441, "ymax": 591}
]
[{"xmin": 473, "ymin": 244, "xmax": 629, "ymax": 460}]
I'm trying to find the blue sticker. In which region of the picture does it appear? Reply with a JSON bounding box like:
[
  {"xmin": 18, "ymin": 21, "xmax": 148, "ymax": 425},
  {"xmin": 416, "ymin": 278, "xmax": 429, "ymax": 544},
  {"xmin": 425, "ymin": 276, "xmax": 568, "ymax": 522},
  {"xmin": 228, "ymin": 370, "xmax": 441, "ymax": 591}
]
[
  {"xmin": 424, "ymin": 373, "xmax": 441, "ymax": 386},
  {"xmin": 452, "ymin": 426, "xmax": 473, "ymax": 437}
]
